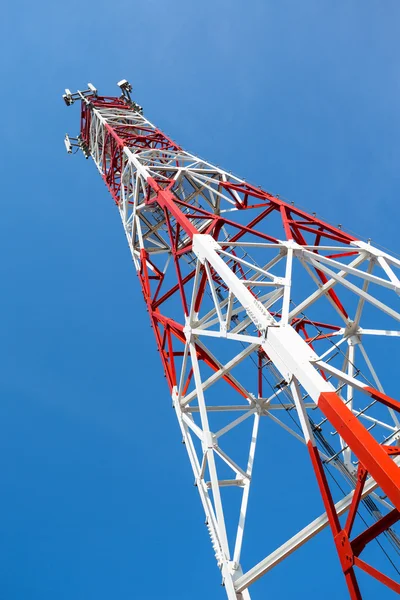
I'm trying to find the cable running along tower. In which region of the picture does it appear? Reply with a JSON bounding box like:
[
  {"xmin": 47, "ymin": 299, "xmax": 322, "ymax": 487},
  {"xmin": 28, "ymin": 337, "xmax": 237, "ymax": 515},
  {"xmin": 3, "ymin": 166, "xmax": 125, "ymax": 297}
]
[{"xmin": 64, "ymin": 81, "xmax": 400, "ymax": 598}]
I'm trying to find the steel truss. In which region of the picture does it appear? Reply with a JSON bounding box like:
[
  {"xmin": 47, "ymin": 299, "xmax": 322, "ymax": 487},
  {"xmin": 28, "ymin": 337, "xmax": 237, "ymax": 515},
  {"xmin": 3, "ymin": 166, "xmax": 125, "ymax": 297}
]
[{"xmin": 64, "ymin": 83, "xmax": 400, "ymax": 598}]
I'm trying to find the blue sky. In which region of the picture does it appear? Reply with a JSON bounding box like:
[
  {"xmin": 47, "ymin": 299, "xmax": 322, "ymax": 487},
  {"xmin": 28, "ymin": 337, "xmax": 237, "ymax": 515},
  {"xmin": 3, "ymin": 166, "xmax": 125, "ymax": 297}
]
[{"xmin": 0, "ymin": 1, "xmax": 399, "ymax": 598}]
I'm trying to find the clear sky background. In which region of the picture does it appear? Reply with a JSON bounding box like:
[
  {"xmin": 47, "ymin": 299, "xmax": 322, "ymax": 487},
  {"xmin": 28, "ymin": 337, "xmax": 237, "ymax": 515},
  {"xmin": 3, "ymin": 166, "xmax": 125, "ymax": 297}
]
[{"xmin": 0, "ymin": 1, "xmax": 399, "ymax": 598}]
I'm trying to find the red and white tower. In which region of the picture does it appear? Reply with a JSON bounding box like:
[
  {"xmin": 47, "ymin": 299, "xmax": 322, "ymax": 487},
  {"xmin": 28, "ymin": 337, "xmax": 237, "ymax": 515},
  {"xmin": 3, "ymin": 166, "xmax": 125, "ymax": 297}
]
[{"xmin": 63, "ymin": 81, "xmax": 400, "ymax": 598}]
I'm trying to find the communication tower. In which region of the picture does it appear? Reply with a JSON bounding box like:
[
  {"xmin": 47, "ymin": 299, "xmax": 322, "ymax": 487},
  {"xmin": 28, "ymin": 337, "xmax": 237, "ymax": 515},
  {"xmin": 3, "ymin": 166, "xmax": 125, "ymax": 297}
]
[{"xmin": 63, "ymin": 81, "xmax": 400, "ymax": 598}]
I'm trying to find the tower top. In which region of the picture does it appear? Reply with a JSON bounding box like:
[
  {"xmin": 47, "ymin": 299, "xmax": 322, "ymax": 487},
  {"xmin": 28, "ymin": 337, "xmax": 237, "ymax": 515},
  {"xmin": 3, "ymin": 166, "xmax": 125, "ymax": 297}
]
[{"xmin": 62, "ymin": 79, "xmax": 143, "ymax": 113}]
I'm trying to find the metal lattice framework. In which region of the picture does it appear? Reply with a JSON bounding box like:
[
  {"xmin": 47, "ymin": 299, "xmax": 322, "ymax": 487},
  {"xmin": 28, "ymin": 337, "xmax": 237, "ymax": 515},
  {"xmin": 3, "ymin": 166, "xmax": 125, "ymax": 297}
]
[{"xmin": 63, "ymin": 82, "xmax": 400, "ymax": 599}]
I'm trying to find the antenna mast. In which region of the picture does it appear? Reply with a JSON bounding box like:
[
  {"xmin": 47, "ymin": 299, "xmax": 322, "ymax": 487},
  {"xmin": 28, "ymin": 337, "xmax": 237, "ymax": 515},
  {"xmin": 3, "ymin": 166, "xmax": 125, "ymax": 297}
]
[{"xmin": 64, "ymin": 81, "xmax": 400, "ymax": 598}]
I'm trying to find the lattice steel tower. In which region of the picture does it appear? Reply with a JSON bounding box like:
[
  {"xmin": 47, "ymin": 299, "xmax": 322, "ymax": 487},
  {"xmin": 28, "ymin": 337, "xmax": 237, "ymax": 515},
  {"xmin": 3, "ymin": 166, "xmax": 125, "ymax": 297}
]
[{"xmin": 63, "ymin": 81, "xmax": 400, "ymax": 598}]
